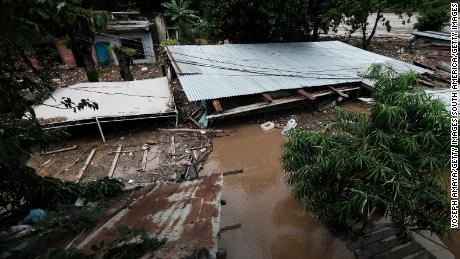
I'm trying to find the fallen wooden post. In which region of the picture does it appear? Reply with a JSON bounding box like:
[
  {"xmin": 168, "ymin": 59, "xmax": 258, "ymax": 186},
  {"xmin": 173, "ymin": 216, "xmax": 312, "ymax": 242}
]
[
  {"xmin": 189, "ymin": 116, "xmax": 204, "ymax": 129},
  {"xmin": 41, "ymin": 145, "xmax": 77, "ymax": 155},
  {"xmin": 40, "ymin": 159, "xmax": 52, "ymax": 167},
  {"xmin": 223, "ymin": 169, "xmax": 244, "ymax": 176},
  {"xmin": 261, "ymin": 93, "xmax": 274, "ymax": 103},
  {"xmin": 75, "ymin": 149, "xmax": 96, "ymax": 183},
  {"xmin": 108, "ymin": 145, "xmax": 122, "ymax": 178},
  {"xmin": 297, "ymin": 89, "xmax": 316, "ymax": 101},
  {"xmin": 140, "ymin": 144, "xmax": 149, "ymax": 172},
  {"xmin": 158, "ymin": 128, "xmax": 226, "ymax": 133},
  {"xmin": 328, "ymin": 86, "xmax": 349, "ymax": 98}
]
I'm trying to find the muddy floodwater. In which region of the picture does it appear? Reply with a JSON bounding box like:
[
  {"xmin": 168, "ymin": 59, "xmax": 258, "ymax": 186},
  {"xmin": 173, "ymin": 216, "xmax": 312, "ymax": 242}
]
[{"xmin": 203, "ymin": 124, "xmax": 353, "ymax": 259}]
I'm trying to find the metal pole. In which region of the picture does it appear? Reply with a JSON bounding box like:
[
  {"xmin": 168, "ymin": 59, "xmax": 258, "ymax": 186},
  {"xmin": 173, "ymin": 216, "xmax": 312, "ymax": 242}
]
[{"xmin": 95, "ymin": 116, "xmax": 106, "ymax": 142}]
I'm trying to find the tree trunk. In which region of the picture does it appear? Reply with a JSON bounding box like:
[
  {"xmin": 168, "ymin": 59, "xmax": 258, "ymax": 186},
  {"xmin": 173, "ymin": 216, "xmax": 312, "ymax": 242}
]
[
  {"xmin": 312, "ymin": 18, "xmax": 320, "ymax": 42},
  {"xmin": 363, "ymin": 8, "xmax": 383, "ymax": 50},
  {"xmin": 114, "ymin": 49, "xmax": 134, "ymax": 81},
  {"xmin": 74, "ymin": 40, "xmax": 99, "ymax": 82}
]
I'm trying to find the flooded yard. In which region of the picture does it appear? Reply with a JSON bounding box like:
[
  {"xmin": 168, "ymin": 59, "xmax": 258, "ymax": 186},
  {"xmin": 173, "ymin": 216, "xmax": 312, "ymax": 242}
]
[{"xmin": 203, "ymin": 124, "xmax": 353, "ymax": 259}]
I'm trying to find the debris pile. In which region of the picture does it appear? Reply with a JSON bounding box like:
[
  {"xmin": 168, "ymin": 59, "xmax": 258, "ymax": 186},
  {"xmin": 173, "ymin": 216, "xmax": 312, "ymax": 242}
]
[{"xmin": 28, "ymin": 128, "xmax": 222, "ymax": 185}]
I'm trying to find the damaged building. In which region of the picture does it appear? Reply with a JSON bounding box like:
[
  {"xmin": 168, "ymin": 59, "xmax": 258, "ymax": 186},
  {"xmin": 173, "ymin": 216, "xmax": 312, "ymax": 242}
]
[{"xmin": 165, "ymin": 41, "xmax": 428, "ymax": 127}]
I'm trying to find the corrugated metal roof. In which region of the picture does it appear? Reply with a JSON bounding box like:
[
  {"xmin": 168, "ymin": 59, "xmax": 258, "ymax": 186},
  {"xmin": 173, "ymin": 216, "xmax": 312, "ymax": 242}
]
[
  {"xmin": 78, "ymin": 174, "xmax": 223, "ymax": 258},
  {"xmin": 411, "ymin": 31, "xmax": 451, "ymax": 41},
  {"xmin": 168, "ymin": 41, "xmax": 429, "ymax": 101}
]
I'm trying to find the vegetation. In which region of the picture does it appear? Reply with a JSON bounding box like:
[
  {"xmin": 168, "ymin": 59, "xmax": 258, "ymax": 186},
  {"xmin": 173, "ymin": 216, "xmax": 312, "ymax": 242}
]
[
  {"xmin": 161, "ymin": 0, "xmax": 208, "ymax": 44},
  {"xmin": 158, "ymin": 38, "xmax": 179, "ymax": 65},
  {"xmin": 1, "ymin": 205, "xmax": 165, "ymax": 258},
  {"xmin": 0, "ymin": 0, "xmax": 111, "ymax": 220},
  {"xmin": 282, "ymin": 66, "xmax": 450, "ymax": 241},
  {"xmin": 414, "ymin": 0, "xmax": 450, "ymax": 31}
]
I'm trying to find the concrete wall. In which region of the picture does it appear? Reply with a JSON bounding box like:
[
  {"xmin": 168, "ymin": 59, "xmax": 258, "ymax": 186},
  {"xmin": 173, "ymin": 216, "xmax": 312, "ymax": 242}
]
[{"xmin": 95, "ymin": 31, "xmax": 156, "ymax": 64}]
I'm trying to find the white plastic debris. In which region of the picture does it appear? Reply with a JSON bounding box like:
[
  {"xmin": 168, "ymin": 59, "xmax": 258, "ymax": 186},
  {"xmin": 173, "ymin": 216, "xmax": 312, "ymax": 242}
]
[
  {"xmin": 141, "ymin": 67, "xmax": 148, "ymax": 71},
  {"xmin": 74, "ymin": 197, "xmax": 85, "ymax": 207},
  {"xmin": 200, "ymin": 130, "xmax": 206, "ymax": 134},
  {"xmin": 282, "ymin": 119, "xmax": 298, "ymax": 135},
  {"xmin": 128, "ymin": 179, "xmax": 134, "ymax": 184},
  {"xmin": 260, "ymin": 121, "xmax": 275, "ymax": 131}
]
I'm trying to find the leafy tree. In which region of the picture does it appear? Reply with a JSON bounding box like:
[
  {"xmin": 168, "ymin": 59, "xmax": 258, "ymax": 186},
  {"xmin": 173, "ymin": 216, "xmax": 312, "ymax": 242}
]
[
  {"xmin": 414, "ymin": 0, "xmax": 450, "ymax": 31},
  {"xmin": 0, "ymin": 0, "xmax": 108, "ymax": 218},
  {"xmin": 162, "ymin": 0, "xmax": 199, "ymax": 23},
  {"xmin": 282, "ymin": 66, "xmax": 450, "ymax": 241},
  {"xmin": 53, "ymin": 1, "xmax": 108, "ymax": 82},
  {"xmin": 202, "ymin": 0, "xmax": 305, "ymax": 42},
  {"xmin": 338, "ymin": 0, "xmax": 414, "ymax": 49}
]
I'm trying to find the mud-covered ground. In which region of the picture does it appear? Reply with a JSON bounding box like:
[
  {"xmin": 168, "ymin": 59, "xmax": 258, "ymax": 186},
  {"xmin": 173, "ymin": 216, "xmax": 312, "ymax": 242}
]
[
  {"xmin": 28, "ymin": 120, "xmax": 218, "ymax": 185},
  {"xmin": 52, "ymin": 63, "xmax": 164, "ymax": 87}
]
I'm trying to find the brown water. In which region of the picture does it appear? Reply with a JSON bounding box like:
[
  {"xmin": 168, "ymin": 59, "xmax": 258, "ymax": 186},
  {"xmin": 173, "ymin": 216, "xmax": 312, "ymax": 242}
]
[{"xmin": 203, "ymin": 124, "xmax": 353, "ymax": 259}]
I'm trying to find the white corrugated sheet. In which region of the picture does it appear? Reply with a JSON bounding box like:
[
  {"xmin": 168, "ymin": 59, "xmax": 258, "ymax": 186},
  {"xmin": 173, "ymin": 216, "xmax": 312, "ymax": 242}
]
[
  {"xmin": 34, "ymin": 77, "xmax": 176, "ymax": 126},
  {"xmin": 168, "ymin": 41, "xmax": 429, "ymax": 101}
]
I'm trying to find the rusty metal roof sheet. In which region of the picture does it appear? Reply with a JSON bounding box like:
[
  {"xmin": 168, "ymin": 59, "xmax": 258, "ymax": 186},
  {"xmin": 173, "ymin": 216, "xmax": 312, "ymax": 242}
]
[
  {"xmin": 77, "ymin": 174, "xmax": 223, "ymax": 259},
  {"xmin": 167, "ymin": 41, "xmax": 429, "ymax": 101},
  {"xmin": 411, "ymin": 31, "xmax": 451, "ymax": 41}
]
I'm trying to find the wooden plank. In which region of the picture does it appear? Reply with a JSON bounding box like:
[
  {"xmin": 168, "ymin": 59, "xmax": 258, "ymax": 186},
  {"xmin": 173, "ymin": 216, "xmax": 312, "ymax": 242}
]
[
  {"xmin": 207, "ymin": 96, "xmax": 307, "ymax": 120},
  {"xmin": 108, "ymin": 145, "xmax": 122, "ymax": 178},
  {"xmin": 189, "ymin": 116, "xmax": 204, "ymax": 129},
  {"xmin": 40, "ymin": 159, "xmax": 52, "ymax": 167},
  {"xmin": 42, "ymin": 145, "xmax": 77, "ymax": 155},
  {"xmin": 75, "ymin": 149, "xmax": 96, "ymax": 183},
  {"xmin": 328, "ymin": 86, "xmax": 349, "ymax": 98},
  {"xmin": 419, "ymin": 79, "xmax": 437, "ymax": 88},
  {"xmin": 170, "ymin": 136, "xmax": 176, "ymax": 181},
  {"xmin": 297, "ymin": 89, "xmax": 316, "ymax": 101},
  {"xmin": 261, "ymin": 93, "xmax": 274, "ymax": 103},
  {"xmin": 158, "ymin": 128, "xmax": 225, "ymax": 133},
  {"xmin": 140, "ymin": 146, "xmax": 148, "ymax": 172}
]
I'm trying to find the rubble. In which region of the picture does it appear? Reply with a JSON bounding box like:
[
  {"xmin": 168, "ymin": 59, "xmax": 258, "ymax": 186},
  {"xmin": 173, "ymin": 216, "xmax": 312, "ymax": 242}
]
[{"xmin": 29, "ymin": 125, "xmax": 217, "ymax": 185}]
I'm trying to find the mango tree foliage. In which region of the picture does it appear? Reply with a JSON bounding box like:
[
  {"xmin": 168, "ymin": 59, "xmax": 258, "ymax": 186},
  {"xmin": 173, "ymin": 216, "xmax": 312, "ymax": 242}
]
[{"xmin": 282, "ymin": 67, "xmax": 450, "ymax": 241}]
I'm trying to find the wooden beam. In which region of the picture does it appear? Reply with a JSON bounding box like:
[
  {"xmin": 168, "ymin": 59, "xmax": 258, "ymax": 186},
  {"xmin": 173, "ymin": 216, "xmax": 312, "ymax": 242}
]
[
  {"xmin": 76, "ymin": 149, "xmax": 96, "ymax": 183},
  {"xmin": 261, "ymin": 93, "xmax": 274, "ymax": 103},
  {"xmin": 328, "ymin": 86, "xmax": 349, "ymax": 98},
  {"xmin": 297, "ymin": 89, "xmax": 316, "ymax": 101},
  {"xmin": 41, "ymin": 145, "xmax": 77, "ymax": 155},
  {"xmin": 140, "ymin": 146, "xmax": 149, "ymax": 172},
  {"xmin": 108, "ymin": 145, "xmax": 122, "ymax": 178}
]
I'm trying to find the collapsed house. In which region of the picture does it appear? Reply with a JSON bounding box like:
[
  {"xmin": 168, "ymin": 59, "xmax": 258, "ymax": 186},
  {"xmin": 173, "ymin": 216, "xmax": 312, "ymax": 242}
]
[
  {"xmin": 411, "ymin": 31, "xmax": 450, "ymax": 69},
  {"xmin": 34, "ymin": 77, "xmax": 176, "ymax": 129},
  {"xmin": 165, "ymin": 41, "xmax": 428, "ymax": 127}
]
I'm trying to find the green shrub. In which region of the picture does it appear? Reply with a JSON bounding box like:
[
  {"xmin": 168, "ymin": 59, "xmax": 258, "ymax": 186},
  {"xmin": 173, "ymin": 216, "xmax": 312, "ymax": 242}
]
[
  {"xmin": 414, "ymin": 0, "xmax": 450, "ymax": 31},
  {"xmin": 282, "ymin": 67, "xmax": 450, "ymax": 241}
]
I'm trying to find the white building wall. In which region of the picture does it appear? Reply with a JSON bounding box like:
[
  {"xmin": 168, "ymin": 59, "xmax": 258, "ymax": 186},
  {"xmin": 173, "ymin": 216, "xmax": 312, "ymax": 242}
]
[{"xmin": 95, "ymin": 31, "xmax": 156, "ymax": 64}]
